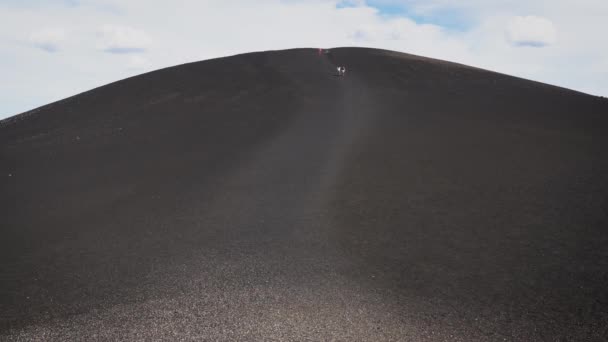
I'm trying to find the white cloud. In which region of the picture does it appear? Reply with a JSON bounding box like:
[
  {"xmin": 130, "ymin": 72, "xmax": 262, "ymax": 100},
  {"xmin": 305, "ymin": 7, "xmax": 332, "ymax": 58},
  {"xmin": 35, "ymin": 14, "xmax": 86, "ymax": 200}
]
[
  {"xmin": 350, "ymin": 17, "xmax": 443, "ymax": 42},
  {"xmin": 127, "ymin": 55, "xmax": 151, "ymax": 69},
  {"xmin": 506, "ymin": 16, "xmax": 557, "ymax": 47},
  {"xmin": 28, "ymin": 28, "xmax": 67, "ymax": 52},
  {"xmin": 97, "ymin": 25, "xmax": 152, "ymax": 53}
]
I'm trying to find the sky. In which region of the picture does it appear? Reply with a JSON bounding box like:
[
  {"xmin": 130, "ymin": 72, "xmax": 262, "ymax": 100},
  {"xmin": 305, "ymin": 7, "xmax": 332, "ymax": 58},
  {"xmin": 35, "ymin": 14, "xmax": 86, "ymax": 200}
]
[{"xmin": 1, "ymin": 0, "xmax": 607, "ymax": 120}]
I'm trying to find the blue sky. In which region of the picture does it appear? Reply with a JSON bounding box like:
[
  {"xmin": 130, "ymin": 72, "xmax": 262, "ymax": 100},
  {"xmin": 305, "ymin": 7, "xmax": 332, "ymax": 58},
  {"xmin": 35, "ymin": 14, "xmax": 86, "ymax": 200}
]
[
  {"xmin": 341, "ymin": 1, "xmax": 471, "ymax": 30},
  {"xmin": 1, "ymin": 0, "xmax": 607, "ymax": 119}
]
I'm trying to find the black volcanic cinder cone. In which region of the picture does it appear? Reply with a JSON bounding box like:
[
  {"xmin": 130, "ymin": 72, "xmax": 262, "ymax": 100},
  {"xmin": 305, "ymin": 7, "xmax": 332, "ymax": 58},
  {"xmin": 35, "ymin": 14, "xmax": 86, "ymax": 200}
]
[{"xmin": 1, "ymin": 48, "xmax": 608, "ymax": 341}]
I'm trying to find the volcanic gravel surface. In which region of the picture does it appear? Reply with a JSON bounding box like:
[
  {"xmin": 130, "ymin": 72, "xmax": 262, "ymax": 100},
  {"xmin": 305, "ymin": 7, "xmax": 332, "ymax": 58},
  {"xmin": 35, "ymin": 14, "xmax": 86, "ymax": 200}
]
[{"xmin": 1, "ymin": 48, "xmax": 608, "ymax": 341}]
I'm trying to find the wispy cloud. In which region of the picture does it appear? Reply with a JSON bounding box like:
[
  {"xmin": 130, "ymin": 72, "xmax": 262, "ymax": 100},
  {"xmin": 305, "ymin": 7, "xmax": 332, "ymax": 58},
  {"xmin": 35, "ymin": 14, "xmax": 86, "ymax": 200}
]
[
  {"xmin": 97, "ymin": 25, "xmax": 151, "ymax": 54},
  {"xmin": 29, "ymin": 28, "xmax": 67, "ymax": 52},
  {"xmin": 506, "ymin": 16, "xmax": 557, "ymax": 47},
  {"xmin": 127, "ymin": 55, "xmax": 151, "ymax": 69}
]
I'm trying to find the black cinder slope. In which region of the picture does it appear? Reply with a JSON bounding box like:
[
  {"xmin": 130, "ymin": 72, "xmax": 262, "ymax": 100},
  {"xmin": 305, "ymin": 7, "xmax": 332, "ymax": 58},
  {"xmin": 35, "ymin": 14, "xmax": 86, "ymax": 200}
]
[{"xmin": 1, "ymin": 48, "xmax": 607, "ymax": 341}]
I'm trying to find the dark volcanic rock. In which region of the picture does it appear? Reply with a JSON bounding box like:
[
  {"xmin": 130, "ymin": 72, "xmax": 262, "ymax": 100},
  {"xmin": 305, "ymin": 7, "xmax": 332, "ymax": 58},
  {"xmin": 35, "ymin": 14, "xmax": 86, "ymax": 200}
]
[{"xmin": 1, "ymin": 48, "xmax": 607, "ymax": 341}]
